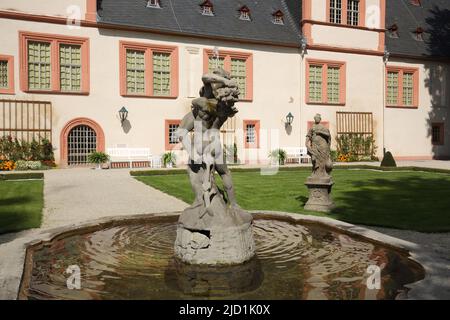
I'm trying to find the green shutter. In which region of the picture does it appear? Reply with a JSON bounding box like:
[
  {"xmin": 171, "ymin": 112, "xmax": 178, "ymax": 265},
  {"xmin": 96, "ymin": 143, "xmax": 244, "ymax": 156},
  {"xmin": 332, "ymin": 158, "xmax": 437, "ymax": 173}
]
[
  {"xmin": 231, "ymin": 58, "xmax": 246, "ymax": 98},
  {"xmin": 126, "ymin": 50, "xmax": 145, "ymax": 94},
  {"xmin": 0, "ymin": 60, "xmax": 8, "ymax": 88},
  {"xmin": 153, "ymin": 52, "xmax": 171, "ymax": 96},
  {"xmin": 309, "ymin": 65, "xmax": 323, "ymax": 102},
  {"xmin": 60, "ymin": 44, "xmax": 82, "ymax": 92},
  {"xmin": 28, "ymin": 41, "xmax": 51, "ymax": 90},
  {"xmin": 327, "ymin": 67, "xmax": 340, "ymax": 103},
  {"xmin": 402, "ymin": 73, "xmax": 414, "ymax": 106},
  {"xmin": 208, "ymin": 56, "xmax": 224, "ymax": 73},
  {"xmin": 387, "ymin": 71, "xmax": 399, "ymax": 105}
]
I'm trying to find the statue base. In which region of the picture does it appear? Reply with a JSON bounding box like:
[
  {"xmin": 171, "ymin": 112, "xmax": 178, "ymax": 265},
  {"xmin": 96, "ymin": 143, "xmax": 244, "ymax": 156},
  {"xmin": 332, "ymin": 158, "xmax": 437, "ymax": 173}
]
[
  {"xmin": 304, "ymin": 176, "xmax": 335, "ymax": 213},
  {"xmin": 174, "ymin": 194, "xmax": 255, "ymax": 265}
]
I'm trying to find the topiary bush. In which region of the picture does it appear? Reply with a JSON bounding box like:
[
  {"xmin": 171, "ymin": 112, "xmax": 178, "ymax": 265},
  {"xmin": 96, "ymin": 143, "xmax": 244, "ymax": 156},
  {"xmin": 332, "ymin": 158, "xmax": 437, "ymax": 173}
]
[{"xmin": 380, "ymin": 151, "xmax": 397, "ymax": 167}]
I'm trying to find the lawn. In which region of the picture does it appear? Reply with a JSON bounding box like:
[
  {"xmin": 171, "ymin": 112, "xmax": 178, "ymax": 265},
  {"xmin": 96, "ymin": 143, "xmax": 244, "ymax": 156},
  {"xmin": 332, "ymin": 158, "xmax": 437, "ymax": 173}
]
[
  {"xmin": 136, "ymin": 169, "xmax": 450, "ymax": 232},
  {"xmin": 0, "ymin": 179, "xmax": 44, "ymax": 234}
]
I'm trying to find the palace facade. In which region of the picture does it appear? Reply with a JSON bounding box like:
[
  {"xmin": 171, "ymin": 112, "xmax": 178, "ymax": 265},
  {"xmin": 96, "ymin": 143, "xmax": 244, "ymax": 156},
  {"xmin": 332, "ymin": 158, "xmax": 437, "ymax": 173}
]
[{"xmin": 0, "ymin": 0, "xmax": 449, "ymax": 166}]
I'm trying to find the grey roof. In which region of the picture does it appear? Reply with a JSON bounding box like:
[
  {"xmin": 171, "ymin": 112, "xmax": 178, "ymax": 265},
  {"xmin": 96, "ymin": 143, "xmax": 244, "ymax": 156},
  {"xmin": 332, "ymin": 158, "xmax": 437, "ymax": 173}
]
[
  {"xmin": 386, "ymin": 0, "xmax": 450, "ymax": 58},
  {"xmin": 97, "ymin": 0, "xmax": 302, "ymax": 47}
]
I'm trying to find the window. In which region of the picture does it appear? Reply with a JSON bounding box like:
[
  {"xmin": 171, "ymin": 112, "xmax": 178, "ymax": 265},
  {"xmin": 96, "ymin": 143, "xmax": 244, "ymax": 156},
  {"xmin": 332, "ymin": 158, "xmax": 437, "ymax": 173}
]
[
  {"xmin": 431, "ymin": 123, "xmax": 444, "ymax": 145},
  {"xmin": 19, "ymin": 32, "xmax": 89, "ymax": 94},
  {"xmin": 272, "ymin": 10, "xmax": 284, "ymax": 25},
  {"xmin": 126, "ymin": 50, "xmax": 145, "ymax": 94},
  {"xmin": 386, "ymin": 67, "xmax": 419, "ymax": 107},
  {"xmin": 165, "ymin": 120, "xmax": 181, "ymax": 150},
  {"xmin": 239, "ymin": 6, "xmax": 251, "ymax": 21},
  {"xmin": 243, "ymin": 120, "xmax": 260, "ymax": 148},
  {"xmin": 347, "ymin": 0, "xmax": 360, "ymax": 26},
  {"xmin": 328, "ymin": 0, "xmax": 365, "ymax": 26},
  {"xmin": 204, "ymin": 49, "xmax": 253, "ymax": 101},
  {"xmin": 231, "ymin": 58, "xmax": 246, "ymax": 98},
  {"xmin": 388, "ymin": 24, "xmax": 399, "ymax": 38},
  {"xmin": 330, "ymin": 0, "xmax": 342, "ymax": 24},
  {"xmin": 306, "ymin": 59, "xmax": 346, "ymax": 105},
  {"xmin": 120, "ymin": 41, "xmax": 178, "ymax": 98},
  {"xmin": 147, "ymin": 0, "xmax": 160, "ymax": 8},
  {"xmin": 200, "ymin": 0, "xmax": 214, "ymax": 16},
  {"xmin": 60, "ymin": 44, "xmax": 82, "ymax": 92},
  {"xmin": 153, "ymin": 52, "xmax": 171, "ymax": 96},
  {"xmin": 413, "ymin": 27, "xmax": 424, "ymax": 41},
  {"xmin": 0, "ymin": 55, "xmax": 14, "ymax": 94}
]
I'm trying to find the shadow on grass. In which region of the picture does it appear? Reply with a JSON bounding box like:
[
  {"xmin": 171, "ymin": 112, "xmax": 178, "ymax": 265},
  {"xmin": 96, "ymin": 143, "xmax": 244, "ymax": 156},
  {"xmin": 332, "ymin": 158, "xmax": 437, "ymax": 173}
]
[
  {"xmin": 328, "ymin": 176, "xmax": 450, "ymax": 232},
  {"xmin": 0, "ymin": 195, "xmax": 40, "ymax": 235}
]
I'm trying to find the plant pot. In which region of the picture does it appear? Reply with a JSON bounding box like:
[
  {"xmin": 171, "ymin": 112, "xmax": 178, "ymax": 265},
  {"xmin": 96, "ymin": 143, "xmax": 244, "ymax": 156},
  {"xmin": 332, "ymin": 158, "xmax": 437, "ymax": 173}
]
[{"xmin": 95, "ymin": 163, "xmax": 102, "ymax": 170}]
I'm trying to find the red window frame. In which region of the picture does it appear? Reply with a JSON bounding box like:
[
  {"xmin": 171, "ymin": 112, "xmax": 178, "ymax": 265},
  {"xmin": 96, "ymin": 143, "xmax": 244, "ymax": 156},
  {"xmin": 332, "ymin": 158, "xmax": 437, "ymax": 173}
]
[
  {"xmin": 165, "ymin": 119, "xmax": 181, "ymax": 150},
  {"xmin": 243, "ymin": 120, "xmax": 260, "ymax": 149},
  {"xmin": 19, "ymin": 31, "xmax": 90, "ymax": 95},
  {"xmin": 120, "ymin": 41, "xmax": 179, "ymax": 99},
  {"xmin": 326, "ymin": 0, "xmax": 366, "ymax": 27},
  {"xmin": 306, "ymin": 59, "xmax": 346, "ymax": 105},
  {"xmin": 386, "ymin": 66, "xmax": 419, "ymax": 108},
  {"xmin": 203, "ymin": 49, "xmax": 253, "ymax": 102},
  {"xmin": 0, "ymin": 55, "xmax": 14, "ymax": 95}
]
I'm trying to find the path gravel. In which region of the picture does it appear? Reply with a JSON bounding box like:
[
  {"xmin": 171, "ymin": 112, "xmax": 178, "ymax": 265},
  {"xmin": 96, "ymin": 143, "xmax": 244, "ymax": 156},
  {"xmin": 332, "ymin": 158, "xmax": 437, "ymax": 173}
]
[{"xmin": 42, "ymin": 168, "xmax": 187, "ymax": 228}]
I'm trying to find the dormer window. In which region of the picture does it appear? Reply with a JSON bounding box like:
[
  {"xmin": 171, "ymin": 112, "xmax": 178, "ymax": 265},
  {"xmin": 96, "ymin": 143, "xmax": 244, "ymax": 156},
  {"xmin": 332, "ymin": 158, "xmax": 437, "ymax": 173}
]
[
  {"xmin": 388, "ymin": 24, "xmax": 399, "ymax": 38},
  {"xmin": 272, "ymin": 10, "xmax": 284, "ymax": 25},
  {"xmin": 413, "ymin": 27, "xmax": 424, "ymax": 41},
  {"xmin": 239, "ymin": 6, "xmax": 251, "ymax": 21},
  {"xmin": 147, "ymin": 0, "xmax": 160, "ymax": 8},
  {"xmin": 200, "ymin": 0, "xmax": 214, "ymax": 16}
]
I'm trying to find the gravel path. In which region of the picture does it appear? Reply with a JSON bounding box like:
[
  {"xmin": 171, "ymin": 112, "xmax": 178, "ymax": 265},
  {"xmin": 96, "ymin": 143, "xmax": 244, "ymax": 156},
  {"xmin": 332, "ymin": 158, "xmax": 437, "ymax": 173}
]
[{"xmin": 42, "ymin": 168, "xmax": 187, "ymax": 228}]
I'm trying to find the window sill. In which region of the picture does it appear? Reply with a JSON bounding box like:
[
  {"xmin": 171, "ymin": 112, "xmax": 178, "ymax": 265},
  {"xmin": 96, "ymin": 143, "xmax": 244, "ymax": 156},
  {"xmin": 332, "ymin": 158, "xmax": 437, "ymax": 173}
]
[
  {"xmin": 0, "ymin": 89, "xmax": 15, "ymax": 95},
  {"xmin": 386, "ymin": 105, "xmax": 418, "ymax": 109},
  {"xmin": 121, "ymin": 94, "xmax": 178, "ymax": 99},
  {"xmin": 23, "ymin": 90, "xmax": 89, "ymax": 96},
  {"xmin": 307, "ymin": 101, "xmax": 346, "ymax": 106}
]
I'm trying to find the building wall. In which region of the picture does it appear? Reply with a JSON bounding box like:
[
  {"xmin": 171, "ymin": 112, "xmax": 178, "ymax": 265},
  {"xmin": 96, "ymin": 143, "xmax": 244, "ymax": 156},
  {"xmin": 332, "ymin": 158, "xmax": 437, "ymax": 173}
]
[
  {"xmin": 0, "ymin": 0, "xmax": 87, "ymax": 17},
  {"xmin": 300, "ymin": 49, "xmax": 385, "ymax": 157},
  {"xmin": 384, "ymin": 59, "xmax": 450, "ymax": 159},
  {"xmin": 0, "ymin": 17, "xmax": 302, "ymax": 165}
]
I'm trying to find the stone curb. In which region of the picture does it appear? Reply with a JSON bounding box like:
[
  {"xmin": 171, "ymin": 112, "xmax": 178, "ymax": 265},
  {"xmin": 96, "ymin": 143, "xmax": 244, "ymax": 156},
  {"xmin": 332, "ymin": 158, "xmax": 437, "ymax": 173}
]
[{"xmin": 1, "ymin": 211, "xmax": 448, "ymax": 300}]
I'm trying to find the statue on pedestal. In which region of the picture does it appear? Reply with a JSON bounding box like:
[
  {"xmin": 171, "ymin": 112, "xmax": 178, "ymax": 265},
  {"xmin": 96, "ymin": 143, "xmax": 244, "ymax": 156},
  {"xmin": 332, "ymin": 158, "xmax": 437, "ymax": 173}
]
[
  {"xmin": 174, "ymin": 68, "xmax": 255, "ymax": 265},
  {"xmin": 304, "ymin": 114, "xmax": 335, "ymax": 212}
]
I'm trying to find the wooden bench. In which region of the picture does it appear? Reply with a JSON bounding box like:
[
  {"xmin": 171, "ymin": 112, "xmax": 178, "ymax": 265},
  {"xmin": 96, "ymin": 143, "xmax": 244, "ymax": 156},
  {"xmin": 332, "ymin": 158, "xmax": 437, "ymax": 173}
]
[
  {"xmin": 284, "ymin": 147, "xmax": 311, "ymax": 164},
  {"xmin": 106, "ymin": 148, "xmax": 162, "ymax": 169}
]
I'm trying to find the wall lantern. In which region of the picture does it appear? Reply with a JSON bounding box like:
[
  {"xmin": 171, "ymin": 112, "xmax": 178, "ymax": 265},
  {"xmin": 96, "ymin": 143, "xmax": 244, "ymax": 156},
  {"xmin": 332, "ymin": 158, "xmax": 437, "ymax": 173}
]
[
  {"xmin": 285, "ymin": 112, "xmax": 294, "ymax": 126},
  {"xmin": 119, "ymin": 107, "xmax": 128, "ymax": 124},
  {"xmin": 300, "ymin": 36, "xmax": 308, "ymax": 56}
]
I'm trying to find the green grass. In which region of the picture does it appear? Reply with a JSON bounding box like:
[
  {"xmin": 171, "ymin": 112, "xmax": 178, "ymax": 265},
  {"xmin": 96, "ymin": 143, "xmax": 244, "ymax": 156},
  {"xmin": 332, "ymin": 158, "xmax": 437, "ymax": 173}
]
[
  {"xmin": 136, "ymin": 169, "xmax": 450, "ymax": 232},
  {"xmin": 0, "ymin": 179, "xmax": 44, "ymax": 234}
]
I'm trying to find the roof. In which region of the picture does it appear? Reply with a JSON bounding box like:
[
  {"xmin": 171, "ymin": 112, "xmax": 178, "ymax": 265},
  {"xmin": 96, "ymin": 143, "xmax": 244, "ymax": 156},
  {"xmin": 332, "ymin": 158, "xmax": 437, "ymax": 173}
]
[
  {"xmin": 386, "ymin": 0, "xmax": 450, "ymax": 58},
  {"xmin": 97, "ymin": 0, "xmax": 302, "ymax": 47}
]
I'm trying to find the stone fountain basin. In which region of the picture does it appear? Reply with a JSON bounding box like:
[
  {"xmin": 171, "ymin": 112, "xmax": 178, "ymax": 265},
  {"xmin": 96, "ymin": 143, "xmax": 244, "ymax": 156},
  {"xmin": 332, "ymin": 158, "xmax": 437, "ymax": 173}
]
[{"xmin": 5, "ymin": 211, "xmax": 444, "ymax": 300}]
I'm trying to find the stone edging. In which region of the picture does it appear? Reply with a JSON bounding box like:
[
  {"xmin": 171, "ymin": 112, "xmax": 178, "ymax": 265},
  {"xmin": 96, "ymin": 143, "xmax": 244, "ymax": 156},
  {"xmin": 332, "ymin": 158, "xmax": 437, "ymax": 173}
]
[{"xmin": 1, "ymin": 211, "xmax": 448, "ymax": 300}]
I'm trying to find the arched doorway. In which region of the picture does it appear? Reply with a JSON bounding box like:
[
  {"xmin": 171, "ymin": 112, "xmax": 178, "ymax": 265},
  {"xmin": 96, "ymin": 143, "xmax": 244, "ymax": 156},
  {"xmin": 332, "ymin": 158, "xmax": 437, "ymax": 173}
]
[{"xmin": 60, "ymin": 118, "xmax": 105, "ymax": 167}]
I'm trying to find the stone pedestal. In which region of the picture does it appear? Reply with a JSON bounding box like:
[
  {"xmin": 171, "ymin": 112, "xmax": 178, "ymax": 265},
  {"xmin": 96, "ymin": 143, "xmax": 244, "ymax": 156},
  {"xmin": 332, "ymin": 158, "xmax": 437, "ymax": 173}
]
[
  {"xmin": 304, "ymin": 176, "xmax": 335, "ymax": 213},
  {"xmin": 174, "ymin": 193, "xmax": 255, "ymax": 265}
]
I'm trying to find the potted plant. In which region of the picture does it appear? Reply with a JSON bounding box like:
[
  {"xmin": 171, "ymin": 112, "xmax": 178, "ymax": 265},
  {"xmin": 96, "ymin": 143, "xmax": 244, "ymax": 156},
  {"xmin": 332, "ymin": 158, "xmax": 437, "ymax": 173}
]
[
  {"xmin": 162, "ymin": 152, "xmax": 177, "ymax": 168},
  {"xmin": 88, "ymin": 151, "xmax": 110, "ymax": 170},
  {"xmin": 269, "ymin": 149, "xmax": 287, "ymax": 165}
]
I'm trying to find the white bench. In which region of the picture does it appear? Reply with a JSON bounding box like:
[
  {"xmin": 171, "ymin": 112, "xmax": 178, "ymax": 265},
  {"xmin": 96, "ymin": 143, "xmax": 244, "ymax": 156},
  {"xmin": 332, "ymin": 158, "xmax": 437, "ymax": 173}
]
[
  {"xmin": 284, "ymin": 147, "xmax": 310, "ymax": 164},
  {"xmin": 106, "ymin": 148, "xmax": 162, "ymax": 168}
]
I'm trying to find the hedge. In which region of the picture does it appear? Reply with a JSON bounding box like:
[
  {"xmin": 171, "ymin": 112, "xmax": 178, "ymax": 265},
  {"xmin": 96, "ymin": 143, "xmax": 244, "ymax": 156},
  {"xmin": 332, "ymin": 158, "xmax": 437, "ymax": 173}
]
[
  {"xmin": 0, "ymin": 172, "xmax": 44, "ymax": 180},
  {"xmin": 130, "ymin": 165, "xmax": 450, "ymax": 177}
]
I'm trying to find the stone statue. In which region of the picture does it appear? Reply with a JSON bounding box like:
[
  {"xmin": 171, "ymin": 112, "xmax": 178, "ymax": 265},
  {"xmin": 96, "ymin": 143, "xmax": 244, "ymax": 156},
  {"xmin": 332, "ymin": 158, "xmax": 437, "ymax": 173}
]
[
  {"xmin": 305, "ymin": 114, "xmax": 333, "ymax": 178},
  {"xmin": 174, "ymin": 68, "xmax": 255, "ymax": 265},
  {"xmin": 304, "ymin": 114, "xmax": 335, "ymax": 212}
]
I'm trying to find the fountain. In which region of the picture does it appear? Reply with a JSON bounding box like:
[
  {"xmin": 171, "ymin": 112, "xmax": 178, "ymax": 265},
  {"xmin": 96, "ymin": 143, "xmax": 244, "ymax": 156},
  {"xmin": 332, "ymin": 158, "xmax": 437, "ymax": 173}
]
[{"xmin": 17, "ymin": 72, "xmax": 425, "ymax": 300}]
